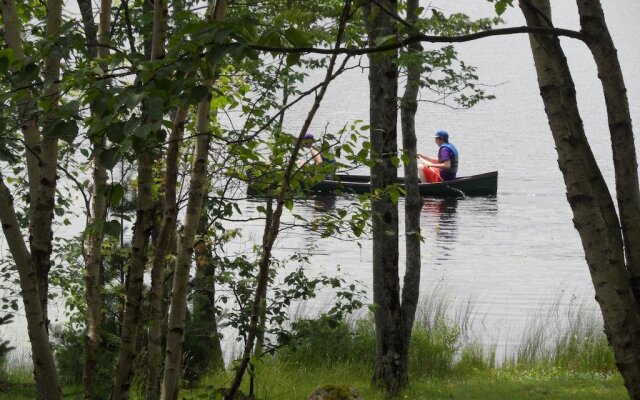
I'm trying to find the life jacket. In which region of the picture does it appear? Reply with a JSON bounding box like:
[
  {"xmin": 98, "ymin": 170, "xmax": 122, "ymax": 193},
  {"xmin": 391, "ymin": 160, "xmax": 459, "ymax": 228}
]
[
  {"xmin": 321, "ymin": 154, "xmax": 335, "ymax": 164},
  {"xmin": 438, "ymin": 143, "xmax": 458, "ymax": 180}
]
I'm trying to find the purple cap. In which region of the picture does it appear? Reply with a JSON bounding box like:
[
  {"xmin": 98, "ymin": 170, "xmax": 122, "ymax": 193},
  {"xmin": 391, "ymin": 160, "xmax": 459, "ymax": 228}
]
[{"xmin": 303, "ymin": 133, "xmax": 315, "ymax": 140}]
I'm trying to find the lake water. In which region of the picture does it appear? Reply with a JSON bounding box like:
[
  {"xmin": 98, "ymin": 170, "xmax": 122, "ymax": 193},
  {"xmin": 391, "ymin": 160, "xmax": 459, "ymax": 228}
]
[{"xmin": 2, "ymin": 1, "xmax": 640, "ymax": 362}]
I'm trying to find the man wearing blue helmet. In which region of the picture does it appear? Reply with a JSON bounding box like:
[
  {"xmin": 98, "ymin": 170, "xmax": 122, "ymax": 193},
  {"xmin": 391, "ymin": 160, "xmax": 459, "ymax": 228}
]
[{"xmin": 417, "ymin": 130, "xmax": 459, "ymax": 182}]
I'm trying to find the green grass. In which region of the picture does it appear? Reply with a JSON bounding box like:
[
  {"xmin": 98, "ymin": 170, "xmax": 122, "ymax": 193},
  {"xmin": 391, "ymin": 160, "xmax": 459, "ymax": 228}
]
[
  {"xmin": 0, "ymin": 295, "xmax": 627, "ymax": 399},
  {"xmin": 0, "ymin": 364, "xmax": 625, "ymax": 400},
  {"xmin": 178, "ymin": 361, "xmax": 625, "ymax": 400}
]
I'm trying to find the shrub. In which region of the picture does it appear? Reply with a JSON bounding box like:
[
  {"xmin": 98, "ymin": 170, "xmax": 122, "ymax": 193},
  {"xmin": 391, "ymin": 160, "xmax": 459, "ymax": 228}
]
[{"xmin": 0, "ymin": 314, "xmax": 15, "ymax": 380}]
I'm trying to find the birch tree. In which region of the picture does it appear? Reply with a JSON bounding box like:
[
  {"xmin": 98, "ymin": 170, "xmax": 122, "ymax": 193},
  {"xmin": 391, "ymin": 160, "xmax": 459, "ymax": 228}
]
[
  {"xmin": 110, "ymin": 0, "xmax": 167, "ymax": 397},
  {"xmin": 398, "ymin": 0, "xmax": 424, "ymax": 384},
  {"xmin": 519, "ymin": 0, "xmax": 640, "ymax": 397},
  {"xmin": 145, "ymin": 105, "xmax": 189, "ymax": 400},
  {"xmin": 160, "ymin": 2, "xmax": 226, "ymax": 398},
  {"xmin": 575, "ymin": 0, "xmax": 640, "ymax": 301},
  {"xmin": 76, "ymin": 0, "xmax": 112, "ymax": 395},
  {"xmin": 0, "ymin": 0, "xmax": 64, "ymax": 397},
  {"xmin": 160, "ymin": 99, "xmax": 213, "ymax": 400}
]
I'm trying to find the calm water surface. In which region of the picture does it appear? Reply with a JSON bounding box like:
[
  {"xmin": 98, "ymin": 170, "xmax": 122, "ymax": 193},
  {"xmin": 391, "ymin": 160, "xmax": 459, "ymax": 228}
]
[{"xmin": 2, "ymin": 1, "xmax": 640, "ymax": 360}]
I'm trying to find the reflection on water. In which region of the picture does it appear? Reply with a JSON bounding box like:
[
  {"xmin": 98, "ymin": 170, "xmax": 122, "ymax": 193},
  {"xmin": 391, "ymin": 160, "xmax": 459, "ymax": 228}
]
[
  {"xmin": 422, "ymin": 197, "xmax": 460, "ymax": 246},
  {"xmin": 310, "ymin": 195, "xmax": 337, "ymax": 213},
  {"xmin": 420, "ymin": 197, "xmax": 499, "ymax": 265}
]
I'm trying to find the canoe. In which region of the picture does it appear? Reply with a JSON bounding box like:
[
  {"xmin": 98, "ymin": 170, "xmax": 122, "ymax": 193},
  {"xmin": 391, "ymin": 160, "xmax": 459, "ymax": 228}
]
[{"xmin": 311, "ymin": 171, "xmax": 498, "ymax": 197}]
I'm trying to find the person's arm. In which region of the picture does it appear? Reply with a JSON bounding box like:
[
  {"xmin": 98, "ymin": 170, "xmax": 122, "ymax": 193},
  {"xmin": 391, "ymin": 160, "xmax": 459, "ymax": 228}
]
[
  {"xmin": 310, "ymin": 147, "xmax": 323, "ymax": 165},
  {"xmin": 424, "ymin": 160, "xmax": 451, "ymax": 170},
  {"xmin": 424, "ymin": 147, "xmax": 452, "ymax": 170},
  {"xmin": 417, "ymin": 153, "xmax": 438, "ymax": 163}
]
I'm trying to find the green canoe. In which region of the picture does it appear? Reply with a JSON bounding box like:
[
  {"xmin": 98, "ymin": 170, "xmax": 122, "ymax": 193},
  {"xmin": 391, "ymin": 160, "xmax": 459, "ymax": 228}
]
[{"xmin": 311, "ymin": 171, "xmax": 498, "ymax": 197}]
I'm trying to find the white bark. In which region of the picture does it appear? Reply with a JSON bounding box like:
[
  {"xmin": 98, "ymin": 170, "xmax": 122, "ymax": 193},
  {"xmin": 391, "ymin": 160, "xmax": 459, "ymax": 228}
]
[
  {"xmin": 82, "ymin": 0, "xmax": 112, "ymax": 396},
  {"xmin": 520, "ymin": 1, "xmax": 640, "ymax": 397},
  {"xmin": 0, "ymin": 175, "xmax": 61, "ymax": 400},
  {"xmin": 160, "ymin": 99, "xmax": 212, "ymax": 400}
]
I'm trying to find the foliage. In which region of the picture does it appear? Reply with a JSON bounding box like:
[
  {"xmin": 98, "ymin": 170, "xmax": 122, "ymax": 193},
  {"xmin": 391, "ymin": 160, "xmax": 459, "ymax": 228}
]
[
  {"xmin": 486, "ymin": 0, "xmax": 515, "ymax": 16},
  {"xmin": 0, "ymin": 314, "xmax": 15, "ymax": 373},
  {"xmin": 0, "ymin": 0, "xmax": 505, "ymax": 396},
  {"xmin": 179, "ymin": 310, "xmax": 621, "ymax": 400},
  {"xmin": 275, "ymin": 315, "xmax": 464, "ymax": 377},
  {"xmin": 211, "ymin": 251, "xmax": 366, "ymax": 353}
]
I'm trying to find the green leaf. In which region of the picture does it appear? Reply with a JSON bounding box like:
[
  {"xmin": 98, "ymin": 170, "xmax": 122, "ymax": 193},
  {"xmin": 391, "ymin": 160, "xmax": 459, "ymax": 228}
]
[
  {"xmin": 104, "ymin": 220, "xmax": 122, "ymax": 238},
  {"xmin": 0, "ymin": 147, "xmax": 17, "ymax": 163},
  {"xmin": 91, "ymin": 95, "xmax": 113, "ymax": 117},
  {"xmin": 106, "ymin": 122, "xmax": 126, "ymax": 144},
  {"xmin": 284, "ymin": 198, "xmax": 294, "ymax": 211},
  {"xmin": 0, "ymin": 56, "xmax": 9, "ymax": 74},
  {"xmin": 284, "ymin": 27, "xmax": 309, "ymax": 48},
  {"xmin": 374, "ymin": 35, "xmax": 398, "ymax": 47},
  {"xmin": 401, "ymin": 153, "xmax": 410, "ymax": 165},
  {"xmin": 286, "ymin": 52, "xmax": 301, "ymax": 67},
  {"xmin": 43, "ymin": 120, "xmax": 78, "ymax": 144},
  {"xmin": 188, "ymin": 86, "xmax": 210, "ymax": 103},
  {"xmin": 99, "ymin": 148, "xmax": 120, "ymax": 170},
  {"xmin": 257, "ymin": 30, "xmax": 282, "ymax": 48},
  {"xmin": 109, "ymin": 183, "xmax": 124, "ymax": 205},
  {"xmin": 492, "ymin": 0, "xmax": 513, "ymax": 15},
  {"xmin": 0, "ymin": 49, "xmax": 14, "ymax": 74},
  {"xmin": 19, "ymin": 62, "xmax": 39, "ymax": 81},
  {"xmin": 125, "ymin": 93, "xmax": 145, "ymax": 110}
]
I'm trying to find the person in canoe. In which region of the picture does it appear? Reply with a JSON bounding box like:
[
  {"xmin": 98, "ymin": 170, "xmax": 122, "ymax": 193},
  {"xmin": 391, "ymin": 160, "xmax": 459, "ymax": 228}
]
[
  {"xmin": 299, "ymin": 133, "xmax": 336, "ymax": 166},
  {"xmin": 417, "ymin": 130, "xmax": 459, "ymax": 183}
]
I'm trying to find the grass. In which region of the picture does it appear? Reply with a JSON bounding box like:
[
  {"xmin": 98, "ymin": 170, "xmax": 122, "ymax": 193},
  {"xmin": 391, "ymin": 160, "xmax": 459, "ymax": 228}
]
[
  {"xmin": 184, "ymin": 367, "xmax": 624, "ymax": 400},
  {"xmin": 0, "ymin": 294, "xmax": 628, "ymax": 399},
  {"xmin": 174, "ymin": 297, "xmax": 625, "ymax": 400}
]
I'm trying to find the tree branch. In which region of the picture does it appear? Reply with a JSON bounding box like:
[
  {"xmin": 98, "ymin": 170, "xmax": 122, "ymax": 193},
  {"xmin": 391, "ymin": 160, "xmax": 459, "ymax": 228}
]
[{"xmin": 243, "ymin": 26, "xmax": 584, "ymax": 55}]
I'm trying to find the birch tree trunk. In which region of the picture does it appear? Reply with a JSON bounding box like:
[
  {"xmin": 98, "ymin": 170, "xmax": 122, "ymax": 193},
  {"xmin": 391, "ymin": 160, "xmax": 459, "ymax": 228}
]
[
  {"xmin": 0, "ymin": 176, "xmax": 61, "ymax": 399},
  {"xmin": 399, "ymin": 0, "xmax": 423, "ymax": 382},
  {"xmin": 137, "ymin": 0, "xmax": 174, "ymax": 398},
  {"xmin": 110, "ymin": 0, "xmax": 166, "ymax": 396},
  {"xmin": 29, "ymin": 0, "xmax": 63, "ymax": 329},
  {"xmin": 160, "ymin": 97, "xmax": 212, "ymax": 400},
  {"xmin": 184, "ymin": 210, "xmax": 225, "ymax": 381},
  {"xmin": 80, "ymin": 0, "xmax": 112, "ymax": 396},
  {"xmin": 575, "ymin": 0, "xmax": 640, "ymax": 301},
  {"xmin": 1, "ymin": 0, "xmax": 62, "ymax": 333},
  {"xmin": 519, "ymin": 1, "xmax": 640, "ymax": 397},
  {"xmin": 364, "ymin": 0, "xmax": 405, "ymax": 394},
  {"xmin": 145, "ymin": 106, "xmax": 188, "ymax": 400},
  {"xmin": 1, "ymin": 0, "xmax": 62, "ymax": 397},
  {"xmin": 109, "ymin": 152, "xmax": 155, "ymax": 400}
]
